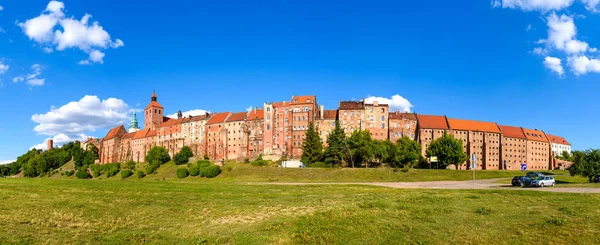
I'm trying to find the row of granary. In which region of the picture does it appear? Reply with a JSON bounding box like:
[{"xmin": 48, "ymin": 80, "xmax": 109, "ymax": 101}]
[{"xmin": 85, "ymin": 92, "xmax": 572, "ymax": 170}]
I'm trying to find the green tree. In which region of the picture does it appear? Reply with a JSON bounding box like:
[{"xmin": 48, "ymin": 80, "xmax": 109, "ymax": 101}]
[
  {"xmin": 174, "ymin": 146, "xmax": 194, "ymax": 165},
  {"xmin": 557, "ymin": 150, "xmax": 573, "ymax": 162},
  {"xmin": 569, "ymin": 150, "xmax": 600, "ymax": 182},
  {"xmin": 324, "ymin": 120, "xmax": 346, "ymax": 167},
  {"xmin": 390, "ymin": 136, "xmax": 423, "ymax": 168},
  {"xmin": 87, "ymin": 144, "xmax": 99, "ymax": 160},
  {"xmin": 425, "ymin": 132, "xmax": 468, "ymax": 169},
  {"xmin": 347, "ymin": 130, "xmax": 374, "ymax": 168},
  {"xmin": 372, "ymin": 140, "xmax": 390, "ymax": 166},
  {"xmin": 146, "ymin": 146, "xmax": 171, "ymax": 165},
  {"xmin": 301, "ymin": 122, "xmax": 324, "ymax": 164}
]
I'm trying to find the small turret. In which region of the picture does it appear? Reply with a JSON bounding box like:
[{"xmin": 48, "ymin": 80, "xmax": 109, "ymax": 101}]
[
  {"xmin": 129, "ymin": 111, "xmax": 140, "ymax": 132},
  {"xmin": 177, "ymin": 110, "xmax": 183, "ymax": 119}
]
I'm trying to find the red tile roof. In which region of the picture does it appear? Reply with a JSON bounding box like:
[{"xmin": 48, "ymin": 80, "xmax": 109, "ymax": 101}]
[
  {"xmin": 272, "ymin": 101, "xmax": 289, "ymax": 108},
  {"xmin": 291, "ymin": 95, "xmax": 316, "ymax": 105},
  {"xmin": 206, "ymin": 112, "xmax": 231, "ymax": 125},
  {"xmin": 188, "ymin": 113, "xmax": 211, "ymax": 122},
  {"xmin": 498, "ymin": 125, "xmax": 526, "ymax": 139},
  {"xmin": 122, "ymin": 132, "xmax": 135, "ymax": 139},
  {"xmin": 389, "ymin": 112, "xmax": 416, "ymax": 120},
  {"xmin": 133, "ymin": 128, "xmax": 150, "ymax": 140},
  {"xmin": 447, "ymin": 118, "xmax": 501, "ymax": 133},
  {"xmin": 323, "ymin": 110, "xmax": 337, "ymax": 120},
  {"xmin": 158, "ymin": 118, "xmax": 184, "ymax": 127},
  {"xmin": 145, "ymin": 101, "xmax": 164, "ymax": 110},
  {"xmin": 417, "ymin": 115, "xmax": 449, "ymax": 129},
  {"xmin": 546, "ymin": 134, "xmax": 571, "ymax": 146},
  {"xmin": 339, "ymin": 101, "xmax": 364, "ymax": 110},
  {"xmin": 147, "ymin": 130, "xmax": 157, "ymax": 137},
  {"xmin": 227, "ymin": 111, "xmax": 248, "ymax": 122},
  {"xmin": 247, "ymin": 109, "xmax": 264, "ymax": 121},
  {"xmin": 522, "ymin": 128, "xmax": 549, "ymax": 142},
  {"xmin": 104, "ymin": 125, "xmax": 125, "ymax": 140}
]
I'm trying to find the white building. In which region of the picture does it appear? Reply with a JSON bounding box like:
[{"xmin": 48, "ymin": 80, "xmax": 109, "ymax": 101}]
[{"xmin": 547, "ymin": 134, "xmax": 571, "ymax": 156}]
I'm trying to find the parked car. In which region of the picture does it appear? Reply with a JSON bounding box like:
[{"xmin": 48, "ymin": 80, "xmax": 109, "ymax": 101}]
[
  {"xmin": 594, "ymin": 176, "xmax": 600, "ymax": 183},
  {"xmin": 527, "ymin": 172, "xmax": 545, "ymax": 179},
  {"xmin": 531, "ymin": 176, "xmax": 556, "ymax": 187},
  {"xmin": 512, "ymin": 176, "xmax": 532, "ymax": 187}
]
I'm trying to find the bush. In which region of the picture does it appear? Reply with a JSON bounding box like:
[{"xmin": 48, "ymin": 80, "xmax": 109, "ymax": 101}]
[
  {"xmin": 146, "ymin": 146, "xmax": 171, "ymax": 165},
  {"xmin": 146, "ymin": 160, "xmax": 161, "ymax": 175},
  {"xmin": 136, "ymin": 170, "xmax": 145, "ymax": 179},
  {"xmin": 121, "ymin": 170, "xmax": 133, "ymax": 178},
  {"xmin": 125, "ymin": 161, "xmax": 136, "ymax": 170},
  {"xmin": 244, "ymin": 158, "xmax": 250, "ymax": 164},
  {"xmin": 307, "ymin": 162, "xmax": 328, "ymax": 168},
  {"xmin": 196, "ymin": 160, "xmax": 212, "ymax": 169},
  {"xmin": 401, "ymin": 165, "xmax": 411, "ymax": 173},
  {"xmin": 65, "ymin": 170, "xmax": 75, "ymax": 177},
  {"xmin": 251, "ymin": 160, "xmax": 269, "ymax": 166},
  {"xmin": 89, "ymin": 164, "xmax": 103, "ymax": 177},
  {"xmin": 173, "ymin": 153, "xmax": 189, "ymax": 165},
  {"xmin": 204, "ymin": 154, "xmax": 209, "ymax": 160},
  {"xmin": 201, "ymin": 165, "xmax": 221, "ymax": 178},
  {"xmin": 76, "ymin": 169, "xmax": 91, "ymax": 179},
  {"xmin": 176, "ymin": 168, "xmax": 189, "ymax": 179},
  {"xmin": 189, "ymin": 166, "xmax": 200, "ymax": 176},
  {"xmin": 105, "ymin": 163, "xmax": 121, "ymax": 177}
]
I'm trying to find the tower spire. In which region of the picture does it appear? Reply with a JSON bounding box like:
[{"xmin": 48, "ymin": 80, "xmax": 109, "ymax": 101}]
[{"xmin": 129, "ymin": 111, "xmax": 140, "ymax": 132}]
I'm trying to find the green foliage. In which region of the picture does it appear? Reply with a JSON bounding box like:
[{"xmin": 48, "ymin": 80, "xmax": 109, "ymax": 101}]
[
  {"xmin": 347, "ymin": 130, "xmax": 374, "ymax": 167},
  {"xmin": 64, "ymin": 170, "xmax": 75, "ymax": 177},
  {"xmin": 136, "ymin": 170, "xmax": 146, "ymax": 179},
  {"xmin": 196, "ymin": 160, "xmax": 212, "ymax": 169},
  {"xmin": 102, "ymin": 163, "xmax": 121, "ymax": 178},
  {"xmin": 257, "ymin": 154, "xmax": 263, "ymax": 161},
  {"xmin": 204, "ymin": 154, "xmax": 209, "ymax": 160},
  {"xmin": 89, "ymin": 164, "xmax": 104, "ymax": 177},
  {"xmin": 301, "ymin": 122, "xmax": 324, "ymax": 164},
  {"xmin": 75, "ymin": 169, "xmax": 91, "ymax": 179},
  {"xmin": 121, "ymin": 170, "xmax": 133, "ymax": 179},
  {"xmin": 86, "ymin": 144, "xmax": 100, "ymax": 160},
  {"xmin": 307, "ymin": 162, "xmax": 328, "ymax": 168},
  {"xmin": 173, "ymin": 146, "xmax": 193, "ymax": 165},
  {"xmin": 189, "ymin": 166, "xmax": 200, "ymax": 176},
  {"xmin": 146, "ymin": 146, "xmax": 171, "ymax": 165},
  {"xmin": 557, "ymin": 150, "xmax": 573, "ymax": 161},
  {"xmin": 201, "ymin": 165, "xmax": 222, "ymax": 178},
  {"xmin": 125, "ymin": 161, "xmax": 136, "ymax": 170},
  {"xmin": 324, "ymin": 120, "xmax": 346, "ymax": 167},
  {"xmin": 146, "ymin": 160, "xmax": 161, "ymax": 175},
  {"xmin": 244, "ymin": 158, "xmax": 250, "ymax": 164},
  {"xmin": 390, "ymin": 137, "xmax": 423, "ymax": 168},
  {"xmin": 569, "ymin": 150, "xmax": 600, "ymax": 182},
  {"xmin": 6, "ymin": 144, "xmax": 77, "ymax": 177},
  {"xmin": 176, "ymin": 168, "xmax": 189, "ymax": 179},
  {"xmin": 251, "ymin": 159, "xmax": 270, "ymax": 166},
  {"xmin": 425, "ymin": 132, "xmax": 468, "ymax": 169}
]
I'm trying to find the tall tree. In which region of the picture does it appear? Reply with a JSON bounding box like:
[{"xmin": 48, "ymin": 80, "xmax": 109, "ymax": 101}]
[
  {"xmin": 425, "ymin": 132, "xmax": 467, "ymax": 169},
  {"xmin": 301, "ymin": 122, "xmax": 324, "ymax": 164},
  {"xmin": 324, "ymin": 120, "xmax": 346, "ymax": 167},
  {"xmin": 569, "ymin": 149, "xmax": 600, "ymax": 182},
  {"xmin": 372, "ymin": 140, "xmax": 390, "ymax": 166},
  {"xmin": 391, "ymin": 136, "xmax": 423, "ymax": 168},
  {"xmin": 347, "ymin": 130, "xmax": 374, "ymax": 168}
]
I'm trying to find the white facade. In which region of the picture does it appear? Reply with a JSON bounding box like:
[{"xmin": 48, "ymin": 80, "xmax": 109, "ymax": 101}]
[{"xmin": 551, "ymin": 143, "xmax": 571, "ymax": 156}]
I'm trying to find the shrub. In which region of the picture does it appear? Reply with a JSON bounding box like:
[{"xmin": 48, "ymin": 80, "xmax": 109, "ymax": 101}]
[
  {"xmin": 201, "ymin": 165, "xmax": 221, "ymax": 178},
  {"xmin": 89, "ymin": 164, "xmax": 103, "ymax": 177},
  {"xmin": 307, "ymin": 162, "xmax": 328, "ymax": 168},
  {"xmin": 204, "ymin": 154, "xmax": 209, "ymax": 160},
  {"xmin": 475, "ymin": 207, "xmax": 492, "ymax": 215},
  {"xmin": 136, "ymin": 170, "xmax": 145, "ymax": 179},
  {"xmin": 146, "ymin": 160, "xmax": 161, "ymax": 175},
  {"xmin": 244, "ymin": 158, "xmax": 250, "ymax": 164},
  {"xmin": 179, "ymin": 146, "xmax": 193, "ymax": 159},
  {"xmin": 251, "ymin": 160, "xmax": 269, "ymax": 166},
  {"xmin": 65, "ymin": 170, "xmax": 75, "ymax": 177},
  {"xmin": 125, "ymin": 161, "xmax": 136, "ymax": 170},
  {"xmin": 121, "ymin": 170, "xmax": 133, "ymax": 178},
  {"xmin": 176, "ymin": 168, "xmax": 189, "ymax": 179},
  {"xmin": 196, "ymin": 160, "xmax": 212, "ymax": 169},
  {"xmin": 173, "ymin": 153, "xmax": 189, "ymax": 165},
  {"xmin": 547, "ymin": 217, "xmax": 567, "ymax": 226},
  {"xmin": 104, "ymin": 163, "xmax": 121, "ymax": 177},
  {"xmin": 76, "ymin": 169, "xmax": 91, "ymax": 179},
  {"xmin": 401, "ymin": 165, "xmax": 411, "ymax": 173},
  {"xmin": 146, "ymin": 146, "xmax": 171, "ymax": 165},
  {"xmin": 189, "ymin": 166, "xmax": 200, "ymax": 176}
]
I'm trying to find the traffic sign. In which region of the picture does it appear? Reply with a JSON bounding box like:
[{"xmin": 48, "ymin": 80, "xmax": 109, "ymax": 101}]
[
  {"xmin": 430, "ymin": 156, "xmax": 438, "ymax": 163},
  {"xmin": 521, "ymin": 163, "xmax": 527, "ymax": 171},
  {"xmin": 470, "ymin": 154, "xmax": 478, "ymax": 169}
]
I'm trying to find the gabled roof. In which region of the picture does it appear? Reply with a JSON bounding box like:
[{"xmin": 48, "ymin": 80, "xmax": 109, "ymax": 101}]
[
  {"xmin": 389, "ymin": 112, "xmax": 416, "ymax": 120},
  {"xmin": 291, "ymin": 95, "xmax": 316, "ymax": 105},
  {"xmin": 158, "ymin": 118, "xmax": 183, "ymax": 127},
  {"xmin": 522, "ymin": 128, "xmax": 549, "ymax": 143},
  {"xmin": 206, "ymin": 112, "xmax": 231, "ymax": 125},
  {"xmin": 272, "ymin": 101, "xmax": 289, "ymax": 108},
  {"xmin": 498, "ymin": 125, "xmax": 526, "ymax": 139},
  {"xmin": 122, "ymin": 132, "xmax": 135, "ymax": 139},
  {"xmin": 227, "ymin": 111, "xmax": 248, "ymax": 122},
  {"xmin": 189, "ymin": 113, "xmax": 211, "ymax": 122},
  {"xmin": 247, "ymin": 109, "xmax": 264, "ymax": 121},
  {"xmin": 145, "ymin": 101, "xmax": 164, "ymax": 110},
  {"xmin": 339, "ymin": 101, "xmax": 364, "ymax": 110},
  {"xmin": 104, "ymin": 125, "xmax": 126, "ymax": 140},
  {"xmin": 146, "ymin": 130, "xmax": 157, "ymax": 137},
  {"xmin": 447, "ymin": 118, "xmax": 501, "ymax": 133},
  {"xmin": 323, "ymin": 110, "xmax": 337, "ymax": 120},
  {"xmin": 417, "ymin": 115, "xmax": 449, "ymax": 129},
  {"xmin": 546, "ymin": 134, "xmax": 571, "ymax": 146},
  {"xmin": 133, "ymin": 128, "xmax": 151, "ymax": 140}
]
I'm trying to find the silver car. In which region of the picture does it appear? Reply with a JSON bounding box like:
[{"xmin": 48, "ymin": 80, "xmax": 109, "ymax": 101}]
[{"xmin": 531, "ymin": 176, "xmax": 556, "ymax": 187}]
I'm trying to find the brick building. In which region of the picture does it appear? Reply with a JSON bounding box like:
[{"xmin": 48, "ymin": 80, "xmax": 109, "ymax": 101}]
[
  {"xmin": 546, "ymin": 134, "xmax": 571, "ymax": 157},
  {"xmin": 446, "ymin": 118, "xmax": 501, "ymax": 170},
  {"xmin": 224, "ymin": 112, "xmax": 248, "ymax": 160},
  {"xmin": 244, "ymin": 108, "xmax": 265, "ymax": 158},
  {"xmin": 498, "ymin": 125, "xmax": 528, "ymax": 170},
  {"xmin": 416, "ymin": 114, "xmax": 450, "ymax": 158},
  {"xmin": 338, "ymin": 101, "xmax": 365, "ymax": 135},
  {"xmin": 388, "ymin": 112, "xmax": 417, "ymax": 142},
  {"xmin": 181, "ymin": 113, "xmax": 211, "ymax": 157},
  {"xmin": 364, "ymin": 101, "xmax": 389, "ymax": 140},
  {"xmin": 289, "ymin": 96, "xmax": 318, "ymax": 158},
  {"xmin": 101, "ymin": 125, "xmax": 127, "ymax": 164},
  {"xmin": 522, "ymin": 128, "xmax": 551, "ymax": 170},
  {"xmin": 316, "ymin": 109, "xmax": 338, "ymax": 146},
  {"xmin": 205, "ymin": 112, "xmax": 231, "ymax": 161}
]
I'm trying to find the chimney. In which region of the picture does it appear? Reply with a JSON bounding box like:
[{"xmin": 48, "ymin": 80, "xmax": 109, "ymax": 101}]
[
  {"xmin": 320, "ymin": 105, "xmax": 324, "ymax": 120},
  {"xmin": 374, "ymin": 100, "xmax": 379, "ymax": 106},
  {"xmin": 47, "ymin": 139, "xmax": 53, "ymax": 150}
]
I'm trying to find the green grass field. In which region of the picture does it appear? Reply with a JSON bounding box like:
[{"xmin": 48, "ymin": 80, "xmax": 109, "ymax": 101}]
[{"xmin": 0, "ymin": 178, "xmax": 599, "ymax": 244}]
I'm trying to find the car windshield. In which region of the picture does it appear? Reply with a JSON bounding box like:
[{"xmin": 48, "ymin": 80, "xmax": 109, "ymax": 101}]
[{"xmin": 537, "ymin": 177, "xmax": 545, "ymax": 180}]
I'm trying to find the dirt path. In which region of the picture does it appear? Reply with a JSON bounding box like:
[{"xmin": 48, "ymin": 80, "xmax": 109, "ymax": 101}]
[{"xmin": 260, "ymin": 179, "xmax": 600, "ymax": 193}]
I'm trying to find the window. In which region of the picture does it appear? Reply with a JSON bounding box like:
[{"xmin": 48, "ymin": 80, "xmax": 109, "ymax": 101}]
[
  {"xmin": 351, "ymin": 111, "xmax": 354, "ymax": 116},
  {"xmin": 266, "ymin": 115, "xmax": 271, "ymax": 121},
  {"xmin": 267, "ymin": 124, "xmax": 270, "ymax": 130},
  {"xmin": 267, "ymin": 107, "xmax": 271, "ymax": 112},
  {"xmin": 344, "ymin": 111, "xmax": 347, "ymax": 116},
  {"xmin": 381, "ymin": 116, "xmax": 385, "ymax": 121},
  {"xmin": 381, "ymin": 123, "xmax": 385, "ymax": 129},
  {"xmin": 381, "ymin": 108, "xmax": 385, "ymax": 113}
]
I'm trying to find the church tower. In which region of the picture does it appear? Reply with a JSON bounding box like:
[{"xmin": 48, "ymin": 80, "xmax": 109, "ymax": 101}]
[
  {"xmin": 144, "ymin": 91, "xmax": 164, "ymax": 130},
  {"xmin": 129, "ymin": 111, "xmax": 140, "ymax": 132}
]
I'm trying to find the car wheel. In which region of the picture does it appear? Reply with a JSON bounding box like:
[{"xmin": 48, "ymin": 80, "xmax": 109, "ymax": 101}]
[
  {"xmin": 520, "ymin": 183, "xmax": 524, "ymax": 187},
  {"xmin": 540, "ymin": 183, "xmax": 544, "ymax": 188},
  {"xmin": 552, "ymin": 182, "xmax": 555, "ymax": 187}
]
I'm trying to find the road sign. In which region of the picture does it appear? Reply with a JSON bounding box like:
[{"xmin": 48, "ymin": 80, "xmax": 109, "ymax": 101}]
[
  {"xmin": 430, "ymin": 156, "xmax": 438, "ymax": 163},
  {"xmin": 470, "ymin": 154, "xmax": 478, "ymax": 169},
  {"xmin": 521, "ymin": 163, "xmax": 527, "ymax": 171}
]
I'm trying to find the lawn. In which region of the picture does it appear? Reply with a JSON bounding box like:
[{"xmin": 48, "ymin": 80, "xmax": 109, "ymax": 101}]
[{"xmin": 0, "ymin": 178, "xmax": 598, "ymax": 244}]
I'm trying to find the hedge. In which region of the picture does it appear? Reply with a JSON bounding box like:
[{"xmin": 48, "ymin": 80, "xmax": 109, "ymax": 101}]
[
  {"xmin": 136, "ymin": 170, "xmax": 146, "ymax": 179},
  {"xmin": 121, "ymin": 170, "xmax": 133, "ymax": 178},
  {"xmin": 189, "ymin": 166, "xmax": 200, "ymax": 176},
  {"xmin": 76, "ymin": 169, "xmax": 91, "ymax": 179},
  {"xmin": 200, "ymin": 165, "xmax": 221, "ymax": 178},
  {"xmin": 176, "ymin": 168, "xmax": 189, "ymax": 179}
]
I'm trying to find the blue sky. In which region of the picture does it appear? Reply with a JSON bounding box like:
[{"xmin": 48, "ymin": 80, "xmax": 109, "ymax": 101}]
[{"xmin": 0, "ymin": 0, "xmax": 599, "ymax": 162}]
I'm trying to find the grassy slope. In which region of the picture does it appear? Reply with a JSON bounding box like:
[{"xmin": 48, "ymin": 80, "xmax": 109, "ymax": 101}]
[{"xmin": 0, "ymin": 178, "xmax": 598, "ymax": 244}]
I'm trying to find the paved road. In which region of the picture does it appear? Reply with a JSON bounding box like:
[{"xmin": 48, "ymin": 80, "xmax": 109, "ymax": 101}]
[{"xmin": 262, "ymin": 179, "xmax": 600, "ymax": 193}]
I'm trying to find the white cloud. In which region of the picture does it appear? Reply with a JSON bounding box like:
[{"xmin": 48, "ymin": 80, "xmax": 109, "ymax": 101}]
[
  {"xmin": 533, "ymin": 47, "xmax": 548, "ymax": 55},
  {"xmin": 567, "ymin": 55, "xmax": 600, "ymax": 75},
  {"xmin": 43, "ymin": 47, "xmax": 53, "ymax": 53},
  {"xmin": 544, "ymin": 56, "xmax": 565, "ymax": 75},
  {"xmin": 542, "ymin": 13, "xmax": 590, "ymax": 54},
  {"xmin": 526, "ymin": 24, "xmax": 532, "ymax": 31},
  {"xmin": 581, "ymin": 0, "xmax": 600, "ymax": 11},
  {"xmin": 14, "ymin": 64, "xmax": 46, "ymax": 86},
  {"xmin": 31, "ymin": 95, "xmax": 130, "ymax": 138},
  {"xmin": 491, "ymin": 0, "xmax": 502, "ymax": 8},
  {"xmin": 167, "ymin": 109, "xmax": 210, "ymax": 118},
  {"xmin": 27, "ymin": 78, "xmax": 46, "ymax": 86},
  {"xmin": 13, "ymin": 76, "xmax": 24, "ymax": 83},
  {"xmin": 30, "ymin": 133, "xmax": 89, "ymax": 151},
  {"xmin": 498, "ymin": 0, "xmax": 574, "ymax": 12},
  {"xmin": 18, "ymin": 1, "xmax": 124, "ymax": 65},
  {"xmin": 0, "ymin": 160, "xmax": 15, "ymax": 165},
  {"xmin": 364, "ymin": 95, "xmax": 413, "ymax": 112},
  {"xmin": 0, "ymin": 6, "xmax": 4, "ymax": 11},
  {"xmin": 0, "ymin": 62, "xmax": 8, "ymax": 74}
]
